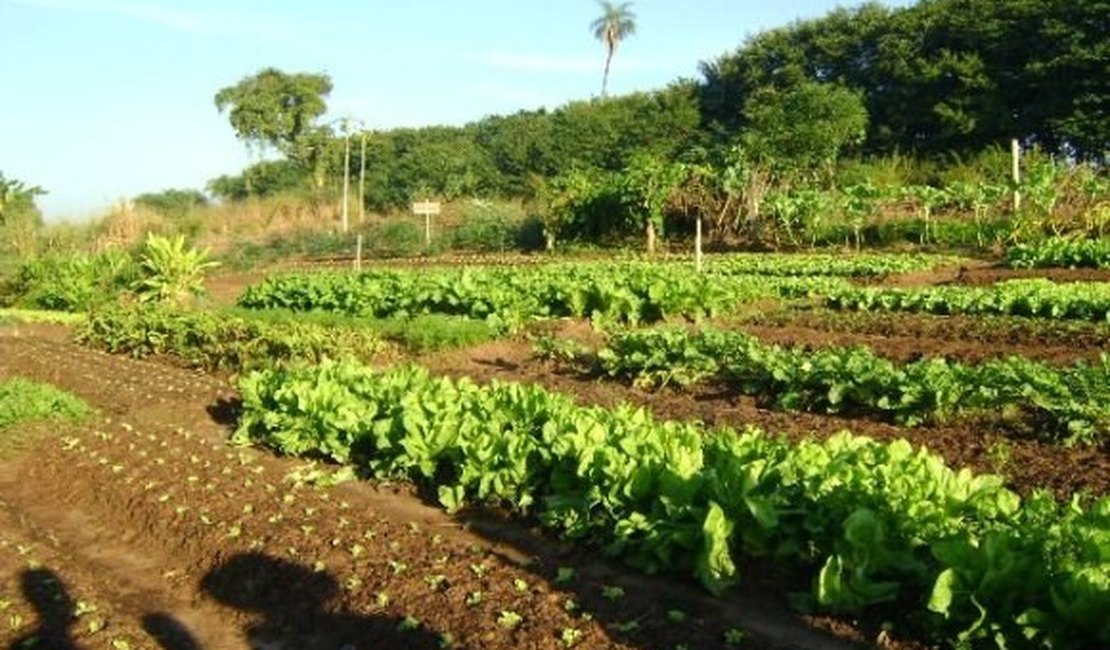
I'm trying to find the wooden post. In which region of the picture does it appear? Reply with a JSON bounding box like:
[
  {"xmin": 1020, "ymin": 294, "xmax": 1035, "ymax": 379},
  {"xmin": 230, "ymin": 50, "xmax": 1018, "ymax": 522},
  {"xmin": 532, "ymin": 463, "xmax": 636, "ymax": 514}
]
[
  {"xmin": 1011, "ymin": 138, "xmax": 1021, "ymax": 213},
  {"xmin": 695, "ymin": 216, "xmax": 703, "ymax": 273},
  {"xmin": 341, "ymin": 132, "xmax": 351, "ymax": 233},
  {"xmin": 358, "ymin": 133, "xmax": 366, "ymax": 225},
  {"xmin": 355, "ymin": 234, "xmax": 363, "ymax": 271},
  {"xmin": 425, "ymin": 211, "xmax": 432, "ymax": 248}
]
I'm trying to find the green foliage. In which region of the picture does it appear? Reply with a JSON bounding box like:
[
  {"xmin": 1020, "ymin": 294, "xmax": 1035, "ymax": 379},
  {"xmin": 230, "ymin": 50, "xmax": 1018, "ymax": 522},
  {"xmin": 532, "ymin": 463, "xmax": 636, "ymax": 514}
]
[
  {"xmin": 214, "ymin": 68, "xmax": 333, "ymax": 161},
  {"xmin": 0, "ymin": 378, "xmax": 90, "ymax": 430},
  {"xmin": 236, "ymin": 262, "xmax": 850, "ymax": 331},
  {"xmin": 740, "ymin": 81, "xmax": 868, "ymax": 177},
  {"xmin": 207, "ymin": 160, "xmax": 310, "ymax": 201},
  {"xmin": 134, "ymin": 234, "xmax": 219, "ymax": 305},
  {"xmin": 826, "ymin": 279, "xmax": 1110, "ymax": 323},
  {"xmin": 234, "ymin": 359, "xmax": 1109, "ymax": 648},
  {"xmin": 366, "ymin": 314, "xmax": 496, "ymax": 353},
  {"xmin": 1005, "ymin": 237, "xmax": 1110, "ymax": 269},
  {"xmin": 451, "ymin": 200, "xmax": 532, "ymax": 252},
  {"xmin": 133, "ymin": 188, "xmax": 208, "ymax": 219},
  {"xmin": 0, "ymin": 172, "xmax": 46, "ymax": 257},
  {"xmin": 585, "ymin": 327, "xmax": 1109, "ymax": 444},
  {"xmin": 700, "ymin": 0, "xmax": 1108, "ymax": 158},
  {"xmin": 1, "ymin": 250, "xmax": 138, "ymax": 311},
  {"xmin": 76, "ymin": 306, "xmax": 386, "ymax": 372}
]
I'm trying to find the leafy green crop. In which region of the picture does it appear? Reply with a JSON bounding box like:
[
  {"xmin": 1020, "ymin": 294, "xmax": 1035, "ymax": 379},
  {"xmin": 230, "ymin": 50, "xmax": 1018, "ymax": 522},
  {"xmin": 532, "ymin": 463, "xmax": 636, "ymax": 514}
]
[
  {"xmin": 580, "ymin": 327, "xmax": 1109, "ymax": 444},
  {"xmin": 237, "ymin": 262, "xmax": 849, "ymax": 331},
  {"xmin": 826, "ymin": 279, "xmax": 1110, "ymax": 322},
  {"xmin": 1005, "ymin": 237, "xmax": 1110, "ymax": 269},
  {"xmin": 76, "ymin": 307, "xmax": 386, "ymax": 372},
  {"xmin": 234, "ymin": 360, "xmax": 1109, "ymax": 649}
]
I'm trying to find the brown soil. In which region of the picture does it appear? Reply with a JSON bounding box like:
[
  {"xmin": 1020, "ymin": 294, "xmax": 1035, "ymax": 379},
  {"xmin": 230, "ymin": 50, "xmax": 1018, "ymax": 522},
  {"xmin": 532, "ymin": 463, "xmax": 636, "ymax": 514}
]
[
  {"xmin": 949, "ymin": 266, "xmax": 1110, "ymax": 285},
  {"xmin": 420, "ymin": 338, "xmax": 1108, "ymax": 501},
  {"xmin": 0, "ymin": 327, "xmax": 881, "ymax": 650},
  {"xmin": 733, "ymin": 323, "xmax": 1102, "ymax": 366},
  {"xmin": 735, "ymin": 309, "xmax": 1110, "ymax": 362}
]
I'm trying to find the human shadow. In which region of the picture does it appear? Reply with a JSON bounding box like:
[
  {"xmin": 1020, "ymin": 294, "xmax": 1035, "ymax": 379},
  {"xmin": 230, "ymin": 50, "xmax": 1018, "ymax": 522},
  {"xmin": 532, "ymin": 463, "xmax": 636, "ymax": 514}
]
[
  {"xmin": 141, "ymin": 612, "xmax": 203, "ymax": 650},
  {"xmin": 9, "ymin": 568, "xmax": 80, "ymax": 650},
  {"xmin": 201, "ymin": 551, "xmax": 442, "ymax": 649}
]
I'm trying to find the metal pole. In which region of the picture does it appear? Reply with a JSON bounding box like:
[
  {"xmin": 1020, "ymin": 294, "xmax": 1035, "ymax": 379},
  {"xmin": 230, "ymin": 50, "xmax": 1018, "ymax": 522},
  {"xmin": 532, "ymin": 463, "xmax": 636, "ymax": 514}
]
[{"xmin": 1011, "ymin": 138, "xmax": 1021, "ymax": 213}]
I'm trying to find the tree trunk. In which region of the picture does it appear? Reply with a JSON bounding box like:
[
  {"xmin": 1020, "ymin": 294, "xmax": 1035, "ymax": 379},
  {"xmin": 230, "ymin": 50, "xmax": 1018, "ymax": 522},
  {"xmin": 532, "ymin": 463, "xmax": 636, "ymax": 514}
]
[{"xmin": 601, "ymin": 49, "xmax": 614, "ymax": 98}]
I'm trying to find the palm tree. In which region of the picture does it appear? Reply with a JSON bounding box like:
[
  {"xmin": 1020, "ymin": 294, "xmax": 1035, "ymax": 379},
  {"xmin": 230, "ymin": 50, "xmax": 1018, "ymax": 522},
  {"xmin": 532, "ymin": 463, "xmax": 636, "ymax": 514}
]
[{"xmin": 590, "ymin": 1, "xmax": 636, "ymax": 98}]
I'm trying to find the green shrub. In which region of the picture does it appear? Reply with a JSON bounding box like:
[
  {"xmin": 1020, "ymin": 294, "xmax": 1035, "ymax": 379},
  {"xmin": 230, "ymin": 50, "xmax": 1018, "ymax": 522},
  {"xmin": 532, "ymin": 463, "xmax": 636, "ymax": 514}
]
[
  {"xmin": 1, "ymin": 250, "xmax": 138, "ymax": 311},
  {"xmin": 369, "ymin": 220, "xmax": 424, "ymax": 257}
]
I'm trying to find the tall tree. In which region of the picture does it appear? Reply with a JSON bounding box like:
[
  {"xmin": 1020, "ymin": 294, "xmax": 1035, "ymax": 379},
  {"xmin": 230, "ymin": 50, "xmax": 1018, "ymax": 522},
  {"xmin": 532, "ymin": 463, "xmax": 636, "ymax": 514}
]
[
  {"xmin": 590, "ymin": 1, "xmax": 637, "ymax": 98},
  {"xmin": 214, "ymin": 68, "xmax": 334, "ymax": 180}
]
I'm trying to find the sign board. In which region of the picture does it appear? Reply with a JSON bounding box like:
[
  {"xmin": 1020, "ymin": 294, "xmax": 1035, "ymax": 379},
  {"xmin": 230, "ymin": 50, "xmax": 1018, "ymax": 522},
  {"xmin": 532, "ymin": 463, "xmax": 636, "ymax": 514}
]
[{"xmin": 411, "ymin": 201, "xmax": 441, "ymax": 216}]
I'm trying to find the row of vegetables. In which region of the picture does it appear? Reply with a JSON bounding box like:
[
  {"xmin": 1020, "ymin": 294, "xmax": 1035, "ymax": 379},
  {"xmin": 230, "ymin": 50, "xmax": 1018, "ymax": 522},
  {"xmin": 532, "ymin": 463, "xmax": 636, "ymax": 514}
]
[
  {"xmin": 234, "ymin": 360, "xmax": 1108, "ymax": 650},
  {"xmin": 237, "ymin": 264, "xmax": 850, "ymax": 330},
  {"xmin": 539, "ymin": 327, "xmax": 1109, "ymax": 446}
]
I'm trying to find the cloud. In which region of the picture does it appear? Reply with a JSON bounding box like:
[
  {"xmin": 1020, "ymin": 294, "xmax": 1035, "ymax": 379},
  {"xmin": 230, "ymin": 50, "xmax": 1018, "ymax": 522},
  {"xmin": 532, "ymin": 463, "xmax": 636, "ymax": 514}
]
[{"xmin": 4, "ymin": 0, "xmax": 293, "ymax": 41}]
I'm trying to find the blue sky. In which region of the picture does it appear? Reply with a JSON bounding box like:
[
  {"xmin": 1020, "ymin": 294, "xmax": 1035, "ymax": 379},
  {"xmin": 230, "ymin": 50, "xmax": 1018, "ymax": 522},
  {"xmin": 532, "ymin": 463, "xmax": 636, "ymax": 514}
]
[{"xmin": 1, "ymin": 0, "xmax": 913, "ymax": 220}]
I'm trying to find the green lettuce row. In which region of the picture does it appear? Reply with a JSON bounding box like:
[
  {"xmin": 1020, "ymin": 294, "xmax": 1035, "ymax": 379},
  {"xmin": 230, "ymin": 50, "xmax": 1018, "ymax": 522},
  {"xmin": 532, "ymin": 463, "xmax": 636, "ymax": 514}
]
[
  {"xmin": 711, "ymin": 252, "xmax": 959, "ymax": 277},
  {"xmin": 235, "ymin": 360, "xmax": 1109, "ymax": 649},
  {"xmin": 76, "ymin": 307, "xmax": 386, "ymax": 372},
  {"xmin": 1005, "ymin": 237, "xmax": 1110, "ymax": 269},
  {"xmin": 826, "ymin": 279, "xmax": 1110, "ymax": 322},
  {"xmin": 587, "ymin": 327, "xmax": 1109, "ymax": 445},
  {"xmin": 237, "ymin": 263, "xmax": 849, "ymax": 330}
]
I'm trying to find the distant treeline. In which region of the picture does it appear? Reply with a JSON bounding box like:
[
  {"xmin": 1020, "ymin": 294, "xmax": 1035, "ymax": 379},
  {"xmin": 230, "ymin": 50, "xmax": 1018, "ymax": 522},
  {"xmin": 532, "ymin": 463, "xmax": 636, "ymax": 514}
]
[{"xmin": 203, "ymin": 0, "xmax": 1105, "ymax": 212}]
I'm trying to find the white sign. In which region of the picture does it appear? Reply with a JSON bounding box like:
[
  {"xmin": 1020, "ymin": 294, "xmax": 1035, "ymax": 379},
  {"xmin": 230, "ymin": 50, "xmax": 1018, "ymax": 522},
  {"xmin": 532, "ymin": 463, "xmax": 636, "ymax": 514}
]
[{"xmin": 411, "ymin": 201, "xmax": 441, "ymax": 216}]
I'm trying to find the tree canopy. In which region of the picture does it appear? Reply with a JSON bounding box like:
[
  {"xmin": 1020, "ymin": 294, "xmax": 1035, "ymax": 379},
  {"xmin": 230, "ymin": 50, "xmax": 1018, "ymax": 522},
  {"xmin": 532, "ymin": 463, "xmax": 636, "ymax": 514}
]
[{"xmin": 214, "ymin": 68, "xmax": 334, "ymax": 159}]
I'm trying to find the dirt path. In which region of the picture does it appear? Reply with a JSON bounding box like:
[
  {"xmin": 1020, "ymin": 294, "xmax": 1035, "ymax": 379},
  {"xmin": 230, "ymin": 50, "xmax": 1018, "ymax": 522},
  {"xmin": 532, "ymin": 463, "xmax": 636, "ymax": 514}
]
[{"xmin": 0, "ymin": 329, "xmax": 874, "ymax": 650}]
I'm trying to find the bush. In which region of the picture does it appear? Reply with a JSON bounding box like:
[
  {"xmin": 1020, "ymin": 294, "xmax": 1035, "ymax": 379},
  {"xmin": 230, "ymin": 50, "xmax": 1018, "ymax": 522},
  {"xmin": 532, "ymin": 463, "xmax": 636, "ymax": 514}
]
[
  {"xmin": 0, "ymin": 251, "xmax": 139, "ymax": 311},
  {"xmin": 368, "ymin": 220, "xmax": 424, "ymax": 257}
]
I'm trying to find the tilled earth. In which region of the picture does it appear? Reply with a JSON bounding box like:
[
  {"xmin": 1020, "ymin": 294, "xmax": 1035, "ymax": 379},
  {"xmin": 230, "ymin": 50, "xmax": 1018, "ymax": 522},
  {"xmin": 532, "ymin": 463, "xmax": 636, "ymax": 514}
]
[{"xmin": 0, "ymin": 328, "xmax": 876, "ymax": 650}]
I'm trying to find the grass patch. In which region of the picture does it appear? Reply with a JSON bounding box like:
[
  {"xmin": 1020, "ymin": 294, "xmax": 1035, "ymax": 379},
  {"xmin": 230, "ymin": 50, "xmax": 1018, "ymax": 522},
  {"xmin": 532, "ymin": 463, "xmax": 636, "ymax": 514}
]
[
  {"xmin": 226, "ymin": 308, "xmax": 497, "ymax": 353},
  {"xmin": 0, "ymin": 378, "xmax": 91, "ymax": 429},
  {"xmin": 0, "ymin": 308, "xmax": 87, "ymax": 326},
  {"xmin": 0, "ymin": 378, "xmax": 91, "ymax": 455}
]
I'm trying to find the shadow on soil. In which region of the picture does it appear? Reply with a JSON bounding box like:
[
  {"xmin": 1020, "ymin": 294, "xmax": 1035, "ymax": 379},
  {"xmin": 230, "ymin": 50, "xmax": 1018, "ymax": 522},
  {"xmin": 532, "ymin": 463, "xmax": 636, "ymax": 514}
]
[
  {"xmin": 451, "ymin": 507, "xmax": 856, "ymax": 650},
  {"xmin": 10, "ymin": 559, "xmax": 446, "ymax": 650},
  {"xmin": 9, "ymin": 568, "xmax": 80, "ymax": 650},
  {"xmin": 201, "ymin": 551, "xmax": 444, "ymax": 649}
]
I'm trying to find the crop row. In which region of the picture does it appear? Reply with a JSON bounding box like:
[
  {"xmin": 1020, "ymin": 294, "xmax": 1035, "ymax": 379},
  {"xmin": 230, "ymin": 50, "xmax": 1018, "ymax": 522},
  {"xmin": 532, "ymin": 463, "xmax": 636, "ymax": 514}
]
[
  {"xmin": 76, "ymin": 307, "xmax": 387, "ymax": 372},
  {"xmin": 235, "ymin": 360, "xmax": 1108, "ymax": 649},
  {"xmin": 545, "ymin": 327, "xmax": 1108, "ymax": 445},
  {"xmin": 825, "ymin": 279, "xmax": 1110, "ymax": 322},
  {"xmin": 1005, "ymin": 237, "xmax": 1110, "ymax": 269},
  {"xmin": 238, "ymin": 264, "xmax": 849, "ymax": 330},
  {"xmin": 709, "ymin": 252, "xmax": 958, "ymax": 277}
]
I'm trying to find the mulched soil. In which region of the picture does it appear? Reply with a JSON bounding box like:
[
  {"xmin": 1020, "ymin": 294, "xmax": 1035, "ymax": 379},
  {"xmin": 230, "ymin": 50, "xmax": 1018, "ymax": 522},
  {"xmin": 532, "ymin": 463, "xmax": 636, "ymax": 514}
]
[{"xmin": 0, "ymin": 327, "xmax": 887, "ymax": 650}]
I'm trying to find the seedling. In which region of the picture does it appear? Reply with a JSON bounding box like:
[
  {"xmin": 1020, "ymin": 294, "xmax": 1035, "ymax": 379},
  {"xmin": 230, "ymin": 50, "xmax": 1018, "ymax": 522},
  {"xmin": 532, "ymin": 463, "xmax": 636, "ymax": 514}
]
[{"xmin": 497, "ymin": 610, "xmax": 523, "ymax": 629}]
